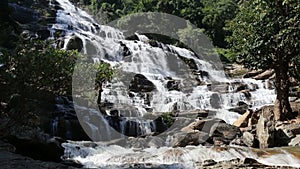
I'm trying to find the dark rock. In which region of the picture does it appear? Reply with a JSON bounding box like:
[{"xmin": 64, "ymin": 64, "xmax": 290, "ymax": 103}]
[
  {"xmin": 9, "ymin": 3, "xmax": 39, "ymax": 24},
  {"xmin": 0, "ymin": 150, "xmax": 77, "ymax": 169},
  {"xmin": 37, "ymin": 29, "xmax": 50, "ymax": 40},
  {"xmin": 202, "ymin": 159, "xmax": 217, "ymax": 166},
  {"xmin": 66, "ymin": 36, "xmax": 83, "ymax": 52},
  {"xmin": 170, "ymin": 131, "xmax": 209, "ymax": 147},
  {"xmin": 6, "ymin": 131, "xmax": 65, "ymax": 162},
  {"xmin": 229, "ymin": 103, "xmax": 249, "ymax": 115},
  {"xmin": 119, "ymin": 41, "xmax": 132, "ymax": 56},
  {"xmin": 211, "ymin": 123, "xmax": 242, "ymax": 142},
  {"xmin": 129, "ymin": 74, "xmax": 156, "ymax": 93},
  {"xmin": 236, "ymin": 84, "xmax": 248, "ymax": 92},
  {"xmin": 148, "ymin": 39, "xmax": 159, "ymax": 47},
  {"xmin": 241, "ymin": 90, "xmax": 252, "ymax": 99},
  {"xmin": 210, "ymin": 93, "xmax": 222, "ymax": 109},
  {"xmin": 166, "ymin": 79, "xmax": 180, "ymax": 91}
]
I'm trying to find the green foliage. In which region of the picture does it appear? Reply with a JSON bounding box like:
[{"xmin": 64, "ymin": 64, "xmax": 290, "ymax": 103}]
[
  {"xmin": 226, "ymin": 0, "xmax": 300, "ymax": 71},
  {"xmin": 0, "ymin": 40, "xmax": 115, "ymax": 96},
  {"xmin": 202, "ymin": 0, "xmax": 239, "ymax": 47},
  {"xmin": 161, "ymin": 112, "xmax": 176, "ymax": 127},
  {"xmin": 1, "ymin": 40, "xmax": 80, "ymax": 95}
]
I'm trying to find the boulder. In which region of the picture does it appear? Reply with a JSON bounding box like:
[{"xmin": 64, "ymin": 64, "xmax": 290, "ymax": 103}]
[
  {"xmin": 66, "ymin": 36, "xmax": 83, "ymax": 52},
  {"xmin": 256, "ymin": 106, "xmax": 275, "ymax": 148},
  {"xmin": 210, "ymin": 123, "xmax": 242, "ymax": 142},
  {"xmin": 119, "ymin": 41, "xmax": 132, "ymax": 56},
  {"xmin": 243, "ymin": 70, "xmax": 264, "ymax": 78},
  {"xmin": 129, "ymin": 74, "xmax": 156, "ymax": 93},
  {"xmin": 210, "ymin": 93, "xmax": 222, "ymax": 109},
  {"xmin": 169, "ymin": 131, "xmax": 209, "ymax": 147},
  {"xmin": 242, "ymin": 132, "xmax": 255, "ymax": 147},
  {"xmin": 166, "ymin": 79, "xmax": 180, "ymax": 91},
  {"xmin": 233, "ymin": 110, "xmax": 252, "ymax": 127},
  {"xmin": 207, "ymin": 83, "xmax": 229, "ymax": 93},
  {"xmin": 229, "ymin": 103, "xmax": 249, "ymax": 115},
  {"xmin": 253, "ymin": 69, "xmax": 275, "ymax": 80}
]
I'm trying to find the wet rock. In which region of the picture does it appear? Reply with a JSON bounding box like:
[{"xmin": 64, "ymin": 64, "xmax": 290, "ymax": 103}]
[
  {"xmin": 253, "ymin": 69, "xmax": 275, "ymax": 80},
  {"xmin": 229, "ymin": 102, "xmax": 249, "ymax": 115},
  {"xmin": 207, "ymin": 83, "xmax": 229, "ymax": 93},
  {"xmin": 210, "ymin": 93, "xmax": 222, "ymax": 109},
  {"xmin": 170, "ymin": 131, "xmax": 209, "ymax": 147},
  {"xmin": 210, "ymin": 123, "xmax": 242, "ymax": 142},
  {"xmin": 166, "ymin": 79, "xmax": 180, "ymax": 91},
  {"xmin": 66, "ymin": 36, "xmax": 83, "ymax": 52},
  {"xmin": 236, "ymin": 83, "xmax": 248, "ymax": 92},
  {"xmin": 256, "ymin": 106, "xmax": 275, "ymax": 148},
  {"xmin": 240, "ymin": 89, "xmax": 252, "ymax": 99},
  {"xmin": 129, "ymin": 74, "xmax": 156, "ymax": 93},
  {"xmin": 120, "ymin": 41, "xmax": 132, "ymax": 56}
]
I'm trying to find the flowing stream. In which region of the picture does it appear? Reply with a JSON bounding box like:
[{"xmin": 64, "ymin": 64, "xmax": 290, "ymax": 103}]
[{"xmin": 49, "ymin": 0, "xmax": 300, "ymax": 168}]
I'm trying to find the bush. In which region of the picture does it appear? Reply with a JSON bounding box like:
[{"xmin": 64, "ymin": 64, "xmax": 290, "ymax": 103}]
[{"xmin": 0, "ymin": 40, "xmax": 114, "ymax": 97}]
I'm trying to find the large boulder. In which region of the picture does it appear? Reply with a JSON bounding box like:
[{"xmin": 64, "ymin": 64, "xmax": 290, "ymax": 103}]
[
  {"xmin": 169, "ymin": 131, "xmax": 209, "ymax": 147},
  {"xmin": 241, "ymin": 132, "xmax": 256, "ymax": 147},
  {"xmin": 256, "ymin": 106, "xmax": 275, "ymax": 148},
  {"xmin": 129, "ymin": 74, "xmax": 156, "ymax": 93}
]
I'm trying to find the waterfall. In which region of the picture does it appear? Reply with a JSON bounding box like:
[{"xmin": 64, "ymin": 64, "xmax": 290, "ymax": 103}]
[
  {"xmin": 44, "ymin": 0, "xmax": 300, "ymax": 168},
  {"xmin": 49, "ymin": 0, "xmax": 278, "ymax": 139}
]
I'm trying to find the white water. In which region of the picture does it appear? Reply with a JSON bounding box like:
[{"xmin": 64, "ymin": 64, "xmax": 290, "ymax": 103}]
[{"xmin": 47, "ymin": 0, "xmax": 300, "ymax": 168}]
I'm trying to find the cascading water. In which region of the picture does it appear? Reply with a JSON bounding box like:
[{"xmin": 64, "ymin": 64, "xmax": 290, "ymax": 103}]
[{"xmin": 47, "ymin": 0, "xmax": 300, "ymax": 168}]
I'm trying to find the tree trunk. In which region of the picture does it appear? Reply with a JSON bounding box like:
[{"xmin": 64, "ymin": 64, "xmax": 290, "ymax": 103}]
[{"xmin": 274, "ymin": 61, "xmax": 292, "ymax": 121}]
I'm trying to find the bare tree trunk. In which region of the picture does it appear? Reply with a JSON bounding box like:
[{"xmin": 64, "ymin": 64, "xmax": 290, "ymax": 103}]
[{"xmin": 274, "ymin": 61, "xmax": 292, "ymax": 121}]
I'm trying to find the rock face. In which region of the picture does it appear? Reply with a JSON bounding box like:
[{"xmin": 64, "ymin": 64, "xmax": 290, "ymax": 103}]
[
  {"xmin": 256, "ymin": 106, "xmax": 275, "ymax": 148},
  {"xmin": 129, "ymin": 74, "xmax": 156, "ymax": 92}
]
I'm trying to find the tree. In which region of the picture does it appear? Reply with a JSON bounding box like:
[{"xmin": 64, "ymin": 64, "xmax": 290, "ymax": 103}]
[
  {"xmin": 227, "ymin": 0, "xmax": 300, "ymax": 121},
  {"xmin": 202, "ymin": 0, "xmax": 239, "ymax": 47}
]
